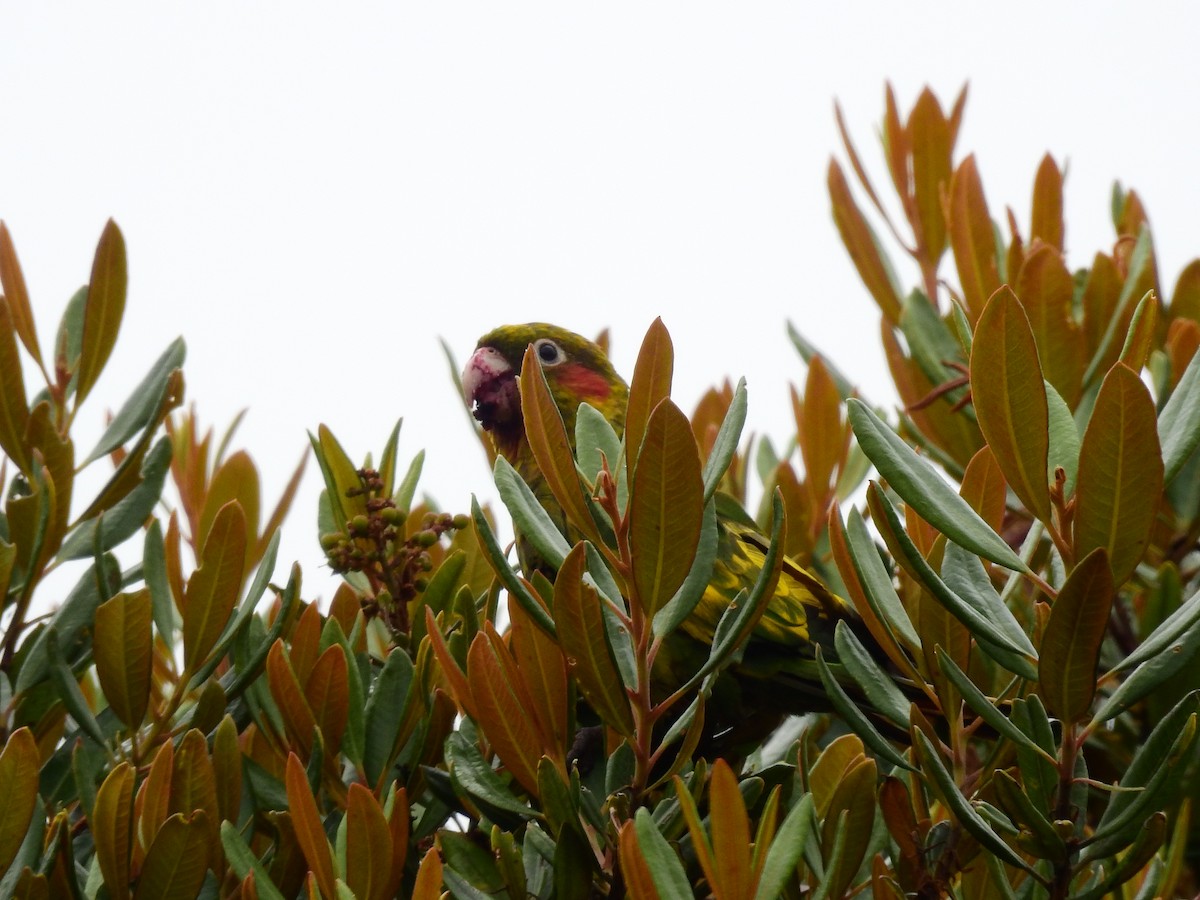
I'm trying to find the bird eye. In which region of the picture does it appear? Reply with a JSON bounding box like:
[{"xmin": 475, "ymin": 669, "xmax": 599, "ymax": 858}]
[{"xmin": 534, "ymin": 339, "xmax": 565, "ymax": 366}]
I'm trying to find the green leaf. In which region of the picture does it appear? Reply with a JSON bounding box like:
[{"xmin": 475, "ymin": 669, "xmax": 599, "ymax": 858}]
[
  {"xmin": 848, "ymin": 399, "xmax": 1028, "ymax": 572},
  {"xmin": 844, "ymin": 507, "xmax": 920, "ymax": 650},
  {"xmin": 57, "ymin": 437, "xmax": 173, "ymax": 561},
  {"xmin": 633, "ymin": 807, "xmax": 693, "ymax": 899},
  {"xmin": 133, "ymin": 812, "xmax": 211, "ymax": 900},
  {"xmin": 46, "ymin": 627, "xmax": 107, "ymax": 748},
  {"xmin": 15, "ymin": 554, "xmax": 121, "ymax": 694},
  {"xmin": 471, "ymin": 496, "xmax": 555, "ymax": 638},
  {"xmin": 786, "ymin": 322, "xmax": 857, "ymax": 401},
  {"xmin": 753, "ymin": 793, "xmax": 814, "ymax": 900},
  {"xmin": 970, "ymin": 286, "xmax": 1052, "ymax": 521},
  {"xmin": 992, "ymin": 770, "xmax": 1066, "ymax": 863},
  {"xmin": 143, "ymin": 520, "xmax": 177, "ymax": 646},
  {"xmin": 1045, "ymin": 380, "xmax": 1080, "ymax": 495},
  {"xmin": 629, "ymin": 399, "xmax": 704, "ymax": 616},
  {"xmin": 576, "ymin": 401, "xmax": 626, "ymax": 510},
  {"xmin": 902, "ymin": 290, "xmax": 971, "ymax": 412},
  {"xmin": 912, "ymin": 731, "xmax": 1035, "ymax": 873},
  {"xmin": 868, "ymin": 486, "xmax": 1037, "ymax": 679},
  {"xmin": 363, "ymin": 648, "xmax": 413, "ymax": 787},
  {"xmin": 75, "ymin": 219, "xmax": 128, "ymax": 407},
  {"xmin": 1074, "ymin": 364, "xmax": 1164, "ymax": 585},
  {"xmin": 815, "ymin": 645, "xmax": 914, "ymax": 772},
  {"xmin": 394, "ymin": 448, "xmax": 424, "ymax": 512},
  {"xmin": 937, "ymin": 649, "xmax": 1054, "ymax": 764},
  {"xmin": 832, "ymin": 621, "xmax": 910, "ymax": 727},
  {"xmin": 83, "ymin": 338, "xmax": 186, "ymax": 464},
  {"xmin": 1039, "ymin": 549, "xmax": 1113, "ymax": 722},
  {"xmin": 1082, "ymin": 231, "xmax": 1153, "ymax": 388},
  {"xmin": 941, "ymin": 543, "xmax": 1037, "ymax": 659},
  {"xmin": 1115, "ymin": 584, "xmax": 1200, "ymax": 674},
  {"xmin": 1158, "ymin": 344, "xmax": 1200, "ymax": 483},
  {"xmin": 493, "ymin": 455, "xmax": 570, "ymax": 570},
  {"xmin": 1091, "ymin": 617, "xmax": 1200, "ymax": 723},
  {"xmin": 377, "ymin": 419, "xmax": 402, "ymax": 497},
  {"xmin": 445, "ymin": 732, "xmax": 536, "ymax": 826},
  {"xmin": 701, "ymin": 377, "xmax": 748, "ymax": 503},
  {"xmin": 221, "ymin": 821, "xmax": 287, "ymax": 900}
]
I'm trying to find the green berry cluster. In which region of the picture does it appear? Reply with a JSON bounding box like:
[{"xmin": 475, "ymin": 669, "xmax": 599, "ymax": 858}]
[{"xmin": 320, "ymin": 468, "xmax": 468, "ymax": 635}]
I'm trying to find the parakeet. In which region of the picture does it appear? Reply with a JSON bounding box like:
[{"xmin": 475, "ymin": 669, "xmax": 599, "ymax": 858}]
[{"xmin": 462, "ymin": 323, "xmax": 887, "ymax": 746}]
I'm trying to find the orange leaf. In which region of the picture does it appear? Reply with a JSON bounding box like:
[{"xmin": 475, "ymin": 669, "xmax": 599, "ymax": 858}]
[
  {"xmin": 616, "ymin": 820, "xmax": 657, "ymax": 900},
  {"xmin": 136, "ymin": 740, "xmax": 174, "ymax": 868},
  {"xmin": 0, "ymin": 297, "xmax": 30, "ymax": 472},
  {"xmin": 267, "ymin": 640, "xmax": 318, "ymax": 751},
  {"xmin": 908, "ymin": 87, "xmax": 951, "ymax": 264},
  {"xmin": 1168, "ymin": 259, "xmax": 1200, "ymax": 324},
  {"xmin": 629, "ymin": 399, "xmax": 704, "ymax": 616},
  {"xmin": 508, "ymin": 593, "xmax": 570, "ymax": 752},
  {"xmin": 1015, "ymin": 244, "xmax": 1084, "ymax": 406},
  {"xmin": 625, "ymin": 317, "xmax": 674, "ymax": 474},
  {"xmin": 288, "ymin": 602, "xmax": 323, "ymax": 684},
  {"xmin": 411, "ymin": 844, "xmax": 444, "ymax": 900},
  {"xmin": 0, "ymin": 729, "xmax": 40, "ymax": 875},
  {"xmin": 947, "ymin": 155, "xmax": 1000, "ymax": 323},
  {"xmin": 285, "ymin": 753, "xmax": 337, "ymax": 900},
  {"xmin": 959, "ymin": 446, "xmax": 1007, "ymax": 535},
  {"xmin": 76, "ymin": 219, "xmax": 128, "ymax": 406},
  {"xmin": 1074, "ymin": 364, "xmax": 1164, "ymax": 584},
  {"xmin": 970, "ymin": 286, "xmax": 1053, "ymax": 523},
  {"xmin": 798, "ymin": 357, "xmax": 850, "ymax": 519},
  {"xmin": 345, "ymin": 783, "xmax": 393, "ymax": 900},
  {"xmin": 466, "ymin": 627, "xmax": 544, "ymax": 796},
  {"xmin": 0, "ymin": 223, "xmax": 40, "ymax": 366},
  {"xmin": 1030, "ymin": 154, "xmax": 1064, "ymax": 251},
  {"xmin": 92, "ymin": 762, "xmax": 134, "ymax": 897},
  {"xmin": 518, "ymin": 344, "xmax": 604, "ymax": 547},
  {"xmin": 552, "ymin": 543, "xmax": 635, "ymax": 736},
  {"xmin": 133, "ymin": 811, "xmax": 211, "ymax": 900},
  {"xmin": 710, "ymin": 759, "xmax": 753, "ymax": 899},
  {"xmin": 828, "ymin": 159, "xmax": 902, "ymax": 323},
  {"xmin": 422, "ymin": 608, "xmax": 477, "ymax": 721},
  {"xmin": 94, "ymin": 588, "xmax": 153, "ymax": 730},
  {"xmin": 305, "ymin": 644, "xmax": 350, "ymax": 756},
  {"xmin": 183, "ymin": 500, "xmax": 247, "ymax": 671},
  {"xmin": 384, "ymin": 786, "xmax": 410, "ymax": 900},
  {"xmin": 198, "ymin": 450, "xmax": 261, "ymax": 571},
  {"xmin": 1081, "ymin": 253, "xmax": 1124, "ymax": 374}
]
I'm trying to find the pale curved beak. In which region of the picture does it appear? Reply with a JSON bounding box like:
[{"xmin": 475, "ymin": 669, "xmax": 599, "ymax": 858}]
[{"xmin": 461, "ymin": 345, "xmax": 512, "ymax": 406}]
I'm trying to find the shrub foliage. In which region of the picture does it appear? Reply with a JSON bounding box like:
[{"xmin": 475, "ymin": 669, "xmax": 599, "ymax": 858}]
[{"xmin": 0, "ymin": 84, "xmax": 1199, "ymax": 898}]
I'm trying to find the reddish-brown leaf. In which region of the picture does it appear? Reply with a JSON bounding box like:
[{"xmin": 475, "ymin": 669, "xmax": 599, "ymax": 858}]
[
  {"xmin": 799, "ymin": 357, "xmax": 850, "ymax": 518},
  {"xmin": 467, "ymin": 627, "xmax": 543, "ymax": 796},
  {"xmin": 1039, "ymin": 549, "xmax": 1113, "ymax": 722},
  {"xmin": 135, "ymin": 741, "xmax": 174, "ymax": 869},
  {"xmin": 0, "ymin": 298, "xmax": 30, "ymax": 472},
  {"xmin": 0, "ymin": 223, "xmax": 41, "ymax": 366},
  {"xmin": 828, "ymin": 159, "xmax": 902, "ymax": 323},
  {"xmin": 285, "ymin": 753, "xmax": 337, "ymax": 900},
  {"xmin": 267, "ymin": 640, "xmax": 318, "ymax": 751},
  {"xmin": 411, "ymin": 844, "xmax": 444, "ymax": 900},
  {"xmin": 1074, "ymin": 364, "xmax": 1164, "ymax": 585},
  {"xmin": 1016, "ymin": 244, "xmax": 1084, "ymax": 406},
  {"xmin": 197, "ymin": 450, "xmax": 260, "ymax": 571},
  {"xmin": 508, "ymin": 594, "xmax": 570, "ymax": 753},
  {"xmin": 710, "ymin": 759, "xmax": 753, "ymax": 899},
  {"xmin": 1168, "ymin": 259, "xmax": 1200, "ymax": 324},
  {"xmin": 345, "ymin": 783, "xmax": 393, "ymax": 900},
  {"xmin": 625, "ymin": 317, "xmax": 674, "ymax": 473},
  {"xmin": 959, "ymin": 446, "xmax": 1007, "ymax": 535},
  {"xmin": 908, "ymin": 87, "xmax": 951, "ymax": 264},
  {"xmin": 552, "ymin": 543, "xmax": 635, "ymax": 736},
  {"xmin": 518, "ymin": 344, "xmax": 604, "ymax": 547},
  {"xmin": 947, "ymin": 155, "xmax": 1000, "ymax": 323},
  {"xmin": 76, "ymin": 219, "xmax": 128, "ymax": 406},
  {"xmin": 970, "ymin": 286, "xmax": 1053, "ymax": 523},
  {"xmin": 629, "ymin": 399, "xmax": 704, "ymax": 616},
  {"xmin": 305, "ymin": 644, "xmax": 350, "ymax": 756},
  {"xmin": 1030, "ymin": 154, "xmax": 1064, "ymax": 251}
]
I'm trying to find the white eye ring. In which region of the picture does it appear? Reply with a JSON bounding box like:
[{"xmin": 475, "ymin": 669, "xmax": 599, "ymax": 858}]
[{"xmin": 533, "ymin": 338, "xmax": 565, "ymax": 366}]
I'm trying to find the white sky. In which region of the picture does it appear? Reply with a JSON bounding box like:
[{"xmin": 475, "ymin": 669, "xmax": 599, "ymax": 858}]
[{"xmin": 4, "ymin": 4, "xmax": 1200, "ymax": 601}]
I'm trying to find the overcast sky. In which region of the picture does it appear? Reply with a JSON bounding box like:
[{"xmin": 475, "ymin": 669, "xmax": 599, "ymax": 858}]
[{"xmin": 5, "ymin": 4, "xmax": 1200, "ymax": 601}]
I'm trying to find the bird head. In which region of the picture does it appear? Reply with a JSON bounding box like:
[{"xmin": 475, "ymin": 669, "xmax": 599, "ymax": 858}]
[{"xmin": 462, "ymin": 323, "xmax": 629, "ymax": 460}]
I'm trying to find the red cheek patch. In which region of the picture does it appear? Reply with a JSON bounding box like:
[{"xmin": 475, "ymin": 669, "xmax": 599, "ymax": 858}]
[{"xmin": 555, "ymin": 363, "xmax": 612, "ymax": 401}]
